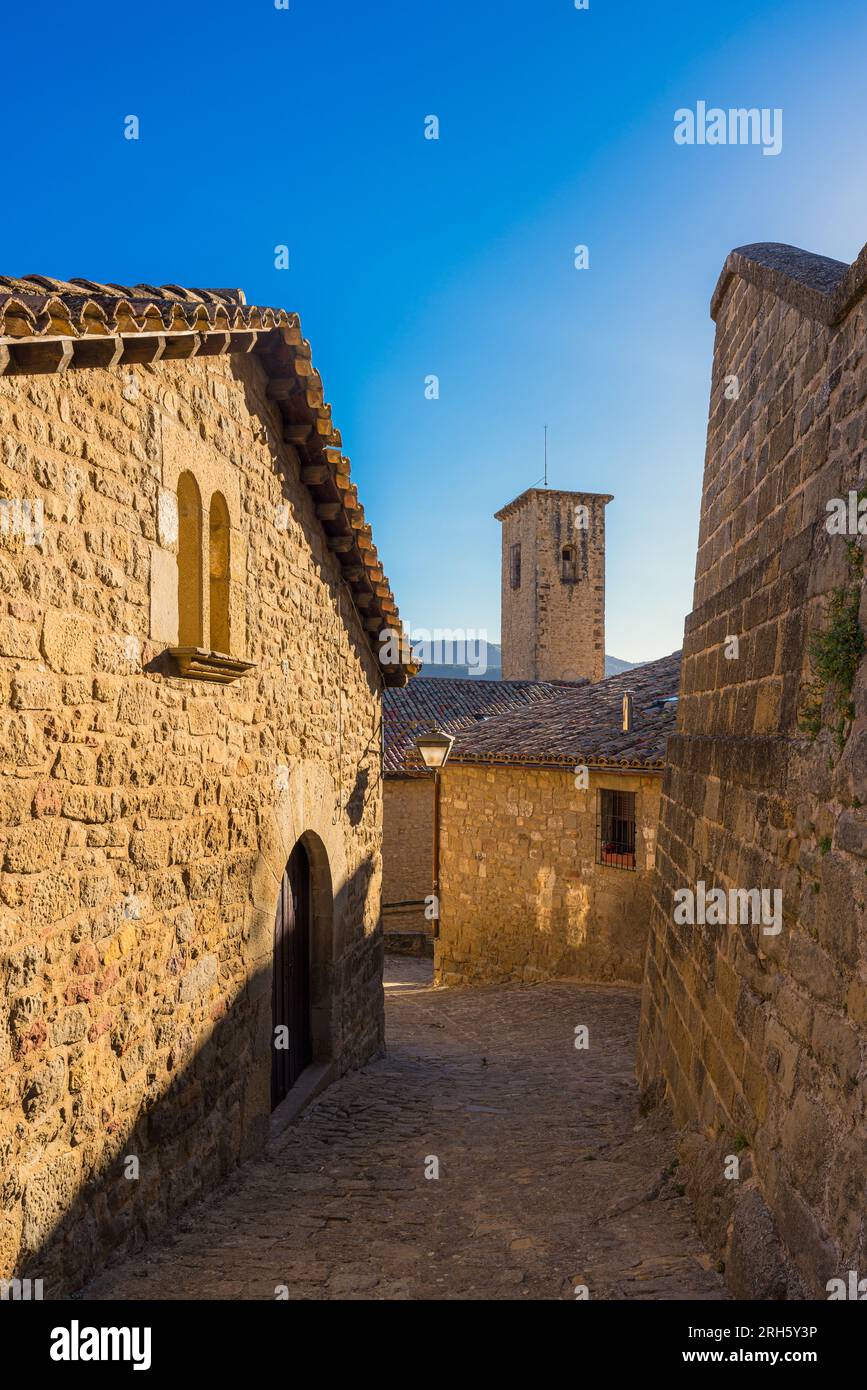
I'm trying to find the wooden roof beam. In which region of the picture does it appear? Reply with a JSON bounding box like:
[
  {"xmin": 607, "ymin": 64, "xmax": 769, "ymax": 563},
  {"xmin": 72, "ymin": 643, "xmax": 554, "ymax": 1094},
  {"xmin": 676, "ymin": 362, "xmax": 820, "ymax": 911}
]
[
  {"xmin": 120, "ymin": 333, "xmax": 167, "ymax": 365},
  {"xmin": 267, "ymin": 377, "xmax": 301, "ymax": 402},
  {"xmin": 301, "ymin": 464, "xmax": 331, "ymax": 485},
  {"xmin": 190, "ymin": 331, "xmax": 230, "ymax": 357},
  {"xmin": 5, "ymin": 336, "xmax": 75, "ymax": 374},
  {"xmin": 228, "ymin": 330, "xmax": 258, "ymax": 354},
  {"xmin": 160, "ymin": 333, "xmax": 202, "ymax": 361},
  {"xmin": 73, "ymin": 337, "xmax": 125, "ymax": 370},
  {"xmin": 283, "ymin": 422, "xmax": 313, "ymax": 445}
]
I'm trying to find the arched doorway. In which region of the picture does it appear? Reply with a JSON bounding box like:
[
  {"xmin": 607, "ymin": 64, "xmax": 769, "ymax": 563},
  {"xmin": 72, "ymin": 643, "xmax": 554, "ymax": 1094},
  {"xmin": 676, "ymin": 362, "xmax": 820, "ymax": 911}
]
[{"xmin": 271, "ymin": 840, "xmax": 314, "ymax": 1109}]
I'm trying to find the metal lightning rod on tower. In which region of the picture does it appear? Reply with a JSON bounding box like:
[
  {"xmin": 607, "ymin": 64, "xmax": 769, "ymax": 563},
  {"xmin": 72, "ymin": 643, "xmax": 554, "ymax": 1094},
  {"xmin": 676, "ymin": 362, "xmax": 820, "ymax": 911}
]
[{"xmin": 534, "ymin": 425, "xmax": 549, "ymax": 489}]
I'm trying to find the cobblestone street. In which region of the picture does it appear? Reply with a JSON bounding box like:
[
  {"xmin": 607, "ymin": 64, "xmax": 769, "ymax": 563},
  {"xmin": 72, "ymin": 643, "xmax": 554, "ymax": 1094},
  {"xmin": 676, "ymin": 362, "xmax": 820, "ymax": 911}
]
[{"xmin": 82, "ymin": 958, "xmax": 725, "ymax": 1301}]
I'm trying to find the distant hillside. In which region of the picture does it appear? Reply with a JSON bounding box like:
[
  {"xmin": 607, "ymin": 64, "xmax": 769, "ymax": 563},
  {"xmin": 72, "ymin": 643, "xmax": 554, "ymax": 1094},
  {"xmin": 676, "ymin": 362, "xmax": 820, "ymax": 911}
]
[
  {"xmin": 603, "ymin": 655, "xmax": 639, "ymax": 677},
  {"xmin": 414, "ymin": 642, "xmax": 640, "ymax": 681}
]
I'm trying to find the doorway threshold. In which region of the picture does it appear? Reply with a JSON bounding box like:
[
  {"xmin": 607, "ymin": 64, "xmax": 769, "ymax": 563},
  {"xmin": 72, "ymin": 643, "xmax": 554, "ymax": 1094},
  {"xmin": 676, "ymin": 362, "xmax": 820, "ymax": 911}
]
[{"xmin": 269, "ymin": 1061, "xmax": 337, "ymax": 1144}]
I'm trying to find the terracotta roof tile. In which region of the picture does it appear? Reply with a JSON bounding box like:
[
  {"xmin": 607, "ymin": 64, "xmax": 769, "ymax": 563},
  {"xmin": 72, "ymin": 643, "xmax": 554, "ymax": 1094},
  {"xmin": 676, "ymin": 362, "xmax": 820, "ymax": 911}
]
[
  {"xmin": 383, "ymin": 677, "xmax": 586, "ymax": 775},
  {"xmin": 447, "ymin": 652, "xmax": 682, "ymax": 768}
]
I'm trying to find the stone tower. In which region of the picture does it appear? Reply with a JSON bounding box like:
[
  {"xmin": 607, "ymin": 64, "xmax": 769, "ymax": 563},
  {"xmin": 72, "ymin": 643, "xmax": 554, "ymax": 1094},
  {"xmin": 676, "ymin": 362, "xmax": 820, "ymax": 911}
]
[{"xmin": 495, "ymin": 487, "xmax": 612, "ymax": 683}]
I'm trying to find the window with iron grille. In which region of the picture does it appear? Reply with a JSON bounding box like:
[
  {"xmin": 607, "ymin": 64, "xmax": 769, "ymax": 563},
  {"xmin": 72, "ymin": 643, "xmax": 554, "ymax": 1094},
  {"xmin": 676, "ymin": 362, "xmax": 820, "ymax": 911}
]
[
  {"xmin": 596, "ymin": 788, "xmax": 636, "ymax": 870},
  {"xmin": 509, "ymin": 543, "xmax": 521, "ymax": 589},
  {"xmin": 561, "ymin": 544, "xmax": 577, "ymax": 583}
]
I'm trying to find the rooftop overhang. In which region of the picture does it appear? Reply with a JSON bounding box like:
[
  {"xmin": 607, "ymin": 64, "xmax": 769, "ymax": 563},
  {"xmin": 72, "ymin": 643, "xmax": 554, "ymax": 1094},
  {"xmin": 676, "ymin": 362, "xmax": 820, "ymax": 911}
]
[{"xmin": 0, "ymin": 277, "xmax": 419, "ymax": 687}]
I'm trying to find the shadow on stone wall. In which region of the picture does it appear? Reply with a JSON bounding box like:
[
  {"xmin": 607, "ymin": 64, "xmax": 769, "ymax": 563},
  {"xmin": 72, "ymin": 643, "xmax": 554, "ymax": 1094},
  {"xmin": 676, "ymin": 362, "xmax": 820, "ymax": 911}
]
[{"xmin": 10, "ymin": 856, "xmax": 383, "ymax": 1300}]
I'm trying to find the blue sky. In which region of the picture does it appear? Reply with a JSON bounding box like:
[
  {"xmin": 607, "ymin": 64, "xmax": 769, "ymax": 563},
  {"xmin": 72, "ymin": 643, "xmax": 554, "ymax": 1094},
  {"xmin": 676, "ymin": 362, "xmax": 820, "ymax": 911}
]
[{"xmin": 6, "ymin": 0, "xmax": 867, "ymax": 660}]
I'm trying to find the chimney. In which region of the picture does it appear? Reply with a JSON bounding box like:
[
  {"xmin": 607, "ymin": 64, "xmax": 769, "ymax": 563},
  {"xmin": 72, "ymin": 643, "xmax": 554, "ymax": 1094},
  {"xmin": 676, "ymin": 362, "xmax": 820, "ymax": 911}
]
[{"xmin": 622, "ymin": 691, "xmax": 634, "ymax": 733}]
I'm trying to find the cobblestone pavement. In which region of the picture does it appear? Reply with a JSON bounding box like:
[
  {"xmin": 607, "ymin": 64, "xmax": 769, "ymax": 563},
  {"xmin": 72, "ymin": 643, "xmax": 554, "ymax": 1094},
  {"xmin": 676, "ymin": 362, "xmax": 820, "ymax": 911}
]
[{"xmin": 82, "ymin": 958, "xmax": 726, "ymax": 1301}]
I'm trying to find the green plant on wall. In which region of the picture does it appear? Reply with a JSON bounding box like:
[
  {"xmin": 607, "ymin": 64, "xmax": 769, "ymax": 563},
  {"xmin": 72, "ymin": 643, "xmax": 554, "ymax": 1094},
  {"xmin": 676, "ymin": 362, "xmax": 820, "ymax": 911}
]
[{"xmin": 799, "ymin": 539, "xmax": 865, "ymax": 750}]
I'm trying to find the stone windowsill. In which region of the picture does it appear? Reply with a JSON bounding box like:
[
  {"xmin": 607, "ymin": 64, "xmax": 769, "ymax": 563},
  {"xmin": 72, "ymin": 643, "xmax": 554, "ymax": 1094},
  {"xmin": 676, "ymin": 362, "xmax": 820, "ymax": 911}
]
[{"xmin": 169, "ymin": 647, "xmax": 257, "ymax": 684}]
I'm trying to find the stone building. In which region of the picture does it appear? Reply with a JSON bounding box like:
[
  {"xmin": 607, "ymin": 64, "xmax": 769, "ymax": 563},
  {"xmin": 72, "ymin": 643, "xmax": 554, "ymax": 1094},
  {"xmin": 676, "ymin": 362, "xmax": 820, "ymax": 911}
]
[
  {"xmin": 435, "ymin": 654, "xmax": 680, "ymax": 985},
  {"xmin": 383, "ymin": 677, "xmax": 581, "ymax": 947},
  {"xmin": 0, "ymin": 276, "xmax": 414, "ymax": 1292},
  {"xmin": 637, "ymin": 242, "xmax": 867, "ymax": 1298},
  {"xmin": 496, "ymin": 487, "xmax": 611, "ymax": 683}
]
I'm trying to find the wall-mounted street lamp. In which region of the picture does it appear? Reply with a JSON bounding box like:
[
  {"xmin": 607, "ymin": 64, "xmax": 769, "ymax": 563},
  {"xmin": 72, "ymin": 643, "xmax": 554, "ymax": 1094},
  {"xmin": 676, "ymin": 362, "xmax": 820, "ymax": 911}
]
[
  {"xmin": 414, "ymin": 731, "xmax": 454, "ymax": 940},
  {"xmin": 414, "ymin": 731, "xmax": 454, "ymax": 772}
]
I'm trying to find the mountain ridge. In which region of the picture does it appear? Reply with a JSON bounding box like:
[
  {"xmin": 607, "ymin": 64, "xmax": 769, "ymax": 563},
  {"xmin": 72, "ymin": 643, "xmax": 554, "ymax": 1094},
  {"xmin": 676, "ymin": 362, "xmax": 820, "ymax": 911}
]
[{"xmin": 413, "ymin": 642, "xmax": 639, "ymax": 681}]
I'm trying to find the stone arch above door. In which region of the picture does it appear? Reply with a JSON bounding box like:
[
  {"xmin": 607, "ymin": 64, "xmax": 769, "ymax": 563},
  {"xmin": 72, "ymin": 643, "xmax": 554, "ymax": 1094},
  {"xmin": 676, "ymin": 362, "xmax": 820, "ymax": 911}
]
[{"xmin": 250, "ymin": 760, "xmax": 349, "ymax": 1058}]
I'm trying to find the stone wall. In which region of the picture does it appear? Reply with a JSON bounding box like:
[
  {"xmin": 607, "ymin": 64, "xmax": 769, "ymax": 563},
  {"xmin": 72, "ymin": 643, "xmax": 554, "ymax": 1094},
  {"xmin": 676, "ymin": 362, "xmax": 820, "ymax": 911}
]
[
  {"xmin": 437, "ymin": 763, "xmax": 660, "ymax": 985},
  {"xmin": 0, "ymin": 348, "xmax": 386, "ymax": 1293},
  {"xmin": 637, "ymin": 243, "xmax": 867, "ymax": 1299},
  {"xmin": 496, "ymin": 489, "xmax": 611, "ymax": 684},
  {"xmin": 382, "ymin": 776, "xmax": 433, "ymax": 942}
]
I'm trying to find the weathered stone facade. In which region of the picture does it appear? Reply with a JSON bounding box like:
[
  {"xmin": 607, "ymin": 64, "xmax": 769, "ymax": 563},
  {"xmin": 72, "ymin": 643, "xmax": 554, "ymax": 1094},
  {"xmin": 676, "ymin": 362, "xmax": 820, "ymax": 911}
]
[
  {"xmin": 383, "ymin": 656, "xmax": 679, "ymax": 989},
  {"xmin": 436, "ymin": 764, "xmax": 660, "ymax": 986},
  {"xmin": 638, "ymin": 242, "xmax": 867, "ymax": 1298},
  {"xmin": 0, "ymin": 280, "xmax": 412, "ymax": 1293},
  {"xmin": 496, "ymin": 487, "xmax": 612, "ymax": 683},
  {"xmin": 382, "ymin": 777, "xmax": 433, "ymax": 942},
  {"xmin": 381, "ymin": 677, "xmax": 579, "ymax": 952}
]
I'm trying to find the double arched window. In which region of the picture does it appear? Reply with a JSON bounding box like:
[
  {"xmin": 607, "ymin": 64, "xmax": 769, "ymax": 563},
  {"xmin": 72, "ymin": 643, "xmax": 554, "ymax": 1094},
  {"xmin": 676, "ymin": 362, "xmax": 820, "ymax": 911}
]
[{"xmin": 176, "ymin": 472, "xmax": 232, "ymax": 654}]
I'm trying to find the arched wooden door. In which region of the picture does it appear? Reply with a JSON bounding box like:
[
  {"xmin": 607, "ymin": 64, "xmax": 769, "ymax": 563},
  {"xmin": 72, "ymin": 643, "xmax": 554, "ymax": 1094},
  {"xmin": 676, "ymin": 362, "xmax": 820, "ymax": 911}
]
[{"xmin": 271, "ymin": 840, "xmax": 313, "ymax": 1109}]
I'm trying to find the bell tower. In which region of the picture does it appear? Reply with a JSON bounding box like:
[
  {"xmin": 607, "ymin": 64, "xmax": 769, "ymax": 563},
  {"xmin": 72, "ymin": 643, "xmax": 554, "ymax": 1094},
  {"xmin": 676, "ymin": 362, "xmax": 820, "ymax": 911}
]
[{"xmin": 495, "ymin": 487, "xmax": 612, "ymax": 683}]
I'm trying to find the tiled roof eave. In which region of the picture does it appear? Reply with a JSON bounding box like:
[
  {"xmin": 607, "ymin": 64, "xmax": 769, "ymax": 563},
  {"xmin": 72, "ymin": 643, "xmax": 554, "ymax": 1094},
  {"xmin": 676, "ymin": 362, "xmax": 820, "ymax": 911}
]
[
  {"xmin": 383, "ymin": 654, "xmax": 682, "ymax": 771},
  {"xmin": 0, "ymin": 279, "xmax": 416, "ymax": 687},
  {"xmin": 445, "ymin": 753, "xmax": 667, "ymax": 771}
]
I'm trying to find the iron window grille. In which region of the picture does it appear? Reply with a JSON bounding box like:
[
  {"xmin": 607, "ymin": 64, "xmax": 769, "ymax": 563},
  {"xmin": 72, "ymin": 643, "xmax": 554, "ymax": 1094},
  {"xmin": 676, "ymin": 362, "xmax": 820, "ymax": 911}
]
[
  {"xmin": 596, "ymin": 788, "xmax": 636, "ymax": 870},
  {"xmin": 509, "ymin": 543, "xmax": 521, "ymax": 589}
]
